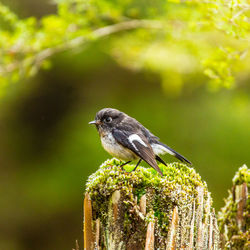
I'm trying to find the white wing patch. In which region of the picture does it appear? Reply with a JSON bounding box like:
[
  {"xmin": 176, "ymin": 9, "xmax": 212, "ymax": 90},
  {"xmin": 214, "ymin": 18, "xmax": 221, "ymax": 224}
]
[
  {"xmin": 128, "ymin": 134, "xmax": 148, "ymax": 151},
  {"xmin": 151, "ymin": 143, "xmax": 175, "ymax": 156}
]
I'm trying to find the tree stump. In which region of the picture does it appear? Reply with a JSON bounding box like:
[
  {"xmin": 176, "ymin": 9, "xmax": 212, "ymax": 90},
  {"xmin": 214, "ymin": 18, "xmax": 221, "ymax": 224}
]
[
  {"xmin": 218, "ymin": 164, "xmax": 249, "ymax": 249},
  {"xmin": 83, "ymin": 158, "xmax": 220, "ymax": 249}
]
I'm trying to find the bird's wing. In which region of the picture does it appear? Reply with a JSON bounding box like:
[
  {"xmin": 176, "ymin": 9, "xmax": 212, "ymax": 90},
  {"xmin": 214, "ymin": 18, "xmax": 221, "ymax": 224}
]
[
  {"xmin": 112, "ymin": 128, "xmax": 163, "ymax": 176},
  {"xmin": 151, "ymin": 140, "xmax": 192, "ymax": 165}
]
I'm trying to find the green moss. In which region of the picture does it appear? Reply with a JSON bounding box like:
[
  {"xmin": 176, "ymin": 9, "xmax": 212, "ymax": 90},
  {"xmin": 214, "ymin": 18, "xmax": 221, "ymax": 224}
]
[
  {"xmin": 218, "ymin": 164, "xmax": 250, "ymax": 249},
  {"xmin": 232, "ymin": 164, "xmax": 250, "ymax": 186},
  {"xmin": 86, "ymin": 158, "xmax": 206, "ymax": 198},
  {"xmin": 85, "ymin": 158, "xmax": 209, "ymax": 247}
]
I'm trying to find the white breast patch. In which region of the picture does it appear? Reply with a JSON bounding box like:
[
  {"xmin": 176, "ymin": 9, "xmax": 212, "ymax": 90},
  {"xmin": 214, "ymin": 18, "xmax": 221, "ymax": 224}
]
[
  {"xmin": 128, "ymin": 134, "xmax": 148, "ymax": 151},
  {"xmin": 101, "ymin": 133, "xmax": 138, "ymax": 161}
]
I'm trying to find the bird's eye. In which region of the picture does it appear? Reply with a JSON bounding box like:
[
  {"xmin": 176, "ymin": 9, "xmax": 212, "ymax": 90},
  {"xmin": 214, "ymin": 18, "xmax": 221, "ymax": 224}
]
[{"xmin": 105, "ymin": 117, "xmax": 112, "ymax": 123}]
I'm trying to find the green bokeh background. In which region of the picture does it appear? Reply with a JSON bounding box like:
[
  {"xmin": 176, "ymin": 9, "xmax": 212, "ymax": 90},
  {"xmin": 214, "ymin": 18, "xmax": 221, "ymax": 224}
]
[{"xmin": 0, "ymin": 1, "xmax": 250, "ymax": 250}]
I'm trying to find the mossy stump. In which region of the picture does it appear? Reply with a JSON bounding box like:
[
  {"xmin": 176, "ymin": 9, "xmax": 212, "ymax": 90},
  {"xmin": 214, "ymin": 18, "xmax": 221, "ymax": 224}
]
[
  {"xmin": 84, "ymin": 158, "xmax": 220, "ymax": 249},
  {"xmin": 218, "ymin": 165, "xmax": 250, "ymax": 249}
]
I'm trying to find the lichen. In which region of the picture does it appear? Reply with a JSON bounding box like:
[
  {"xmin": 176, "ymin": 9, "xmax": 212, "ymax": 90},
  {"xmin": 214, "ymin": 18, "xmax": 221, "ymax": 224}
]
[
  {"xmin": 218, "ymin": 165, "xmax": 250, "ymax": 249},
  {"xmin": 85, "ymin": 158, "xmax": 212, "ymax": 248}
]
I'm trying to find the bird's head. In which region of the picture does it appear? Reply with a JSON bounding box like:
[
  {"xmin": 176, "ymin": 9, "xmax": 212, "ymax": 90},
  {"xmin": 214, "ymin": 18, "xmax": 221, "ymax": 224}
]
[{"xmin": 89, "ymin": 108, "xmax": 125, "ymax": 135}]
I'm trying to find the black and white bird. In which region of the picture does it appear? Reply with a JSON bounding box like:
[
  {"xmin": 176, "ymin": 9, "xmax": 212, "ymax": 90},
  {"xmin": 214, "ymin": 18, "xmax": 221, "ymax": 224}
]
[{"xmin": 89, "ymin": 108, "xmax": 191, "ymax": 176}]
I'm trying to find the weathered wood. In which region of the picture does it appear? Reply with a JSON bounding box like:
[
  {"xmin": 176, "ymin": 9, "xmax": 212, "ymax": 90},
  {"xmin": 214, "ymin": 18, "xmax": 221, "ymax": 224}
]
[
  {"xmin": 145, "ymin": 221, "xmax": 155, "ymax": 250},
  {"xmin": 179, "ymin": 202, "xmax": 192, "ymax": 249},
  {"xmin": 208, "ymin": 210, "xmax": 213, "ymax": 249},
  {"xmin": 83, "ymin": 193, "xmax": 94, "ymax": 250},
  {"xmin": 84, "ymin": 190, "xmax": 219, "ymax": 250},
  {"xmin": 196, "ymin": 186, "xmax": 204, "ymax": 249},
  {"xmin": 84, "ymin": 159, "xmax": 221, "ymax": 249},
  {"xmin": 139, "ymin": 194, "xmax": 147, "ymax": 216},
  {"xmin": 218, "ymin": 164, "xmax": 249, "ymax": 249},
  {"xmin": 72, "ymin": 240, "xmax": 80, "ymax": 250},
  {"xmin": 203, "ymin": 195, "xmax": 211, "ymax": 249},
  {"xmin": 235, "ymin": 182, "xmax": 248, "ymax": 232},
  {"xmin": 213, "ymin": 208, "xmax": 220, "ymax": 249},
  {"xmin": 188, "ymin": 201, "xmax": 195, "ymax": 250},
  {"xmin": 106, "ymin": 190, "xmax": 125, "ymax": 250},
  {"xmin": 94, "ymin": 218, "xmax": 100, "ymax": 250},
  {"xmin": 166, "ymin": 206, "xmax": 179, "ymax": 250}
]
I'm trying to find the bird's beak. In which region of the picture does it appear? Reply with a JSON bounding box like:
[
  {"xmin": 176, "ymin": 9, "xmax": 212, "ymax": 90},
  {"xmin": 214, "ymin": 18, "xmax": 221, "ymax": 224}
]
[{"xmin": 89, "ymin": 120, "xmax": 101, "ymax": 125}]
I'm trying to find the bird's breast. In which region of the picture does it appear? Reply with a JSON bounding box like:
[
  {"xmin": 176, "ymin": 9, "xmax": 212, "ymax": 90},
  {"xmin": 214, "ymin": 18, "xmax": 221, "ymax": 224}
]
[{"xmin": 100, "ymin": 133, "xmax": 138, "ymax": 161}]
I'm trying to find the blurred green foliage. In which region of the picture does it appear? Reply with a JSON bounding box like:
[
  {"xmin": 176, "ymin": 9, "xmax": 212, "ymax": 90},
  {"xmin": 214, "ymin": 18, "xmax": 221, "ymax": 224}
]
[
  {"xmin": 0, "ymin": 1, "xmax": 250, "ymax": 250},
  {"xmin": 0, "ymin": 0, "xmax": 250, "ymax": 95}
]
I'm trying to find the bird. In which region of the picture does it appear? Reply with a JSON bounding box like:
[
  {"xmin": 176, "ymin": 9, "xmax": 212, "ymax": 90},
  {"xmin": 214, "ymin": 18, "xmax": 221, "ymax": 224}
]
[{"xmin": 89, "ymin": 108, "xmax": 191, "ymax": 176}]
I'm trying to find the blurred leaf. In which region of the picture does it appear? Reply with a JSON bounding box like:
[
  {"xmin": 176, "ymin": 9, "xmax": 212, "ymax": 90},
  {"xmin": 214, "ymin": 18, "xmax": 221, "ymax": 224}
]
[{"xmin": 0, "ymin": 0, "xmax": 250, "ymax": 95}]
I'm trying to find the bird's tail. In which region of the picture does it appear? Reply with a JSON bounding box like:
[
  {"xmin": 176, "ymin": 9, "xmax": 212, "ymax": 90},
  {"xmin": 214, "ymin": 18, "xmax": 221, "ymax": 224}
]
[{"xmin": 157, "ymin": 142, "xmax": 192, "ymax": 165}]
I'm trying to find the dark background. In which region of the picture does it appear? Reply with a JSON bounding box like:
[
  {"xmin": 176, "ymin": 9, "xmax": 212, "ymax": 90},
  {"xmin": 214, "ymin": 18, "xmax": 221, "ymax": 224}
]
[{"xmin": 0, "ymin": 1, "xmax": 250, "ymax": 249}]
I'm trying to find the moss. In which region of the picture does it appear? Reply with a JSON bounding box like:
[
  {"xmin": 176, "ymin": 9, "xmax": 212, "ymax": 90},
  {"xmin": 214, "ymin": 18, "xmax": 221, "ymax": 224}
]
[
  {"xmin": 218, "ymin": 165, "xmax": 250, "ymax": 249},
  {"xmin": 232, "ymin": 164, "xmax": 250, "ymax": 186},
  {"xmin": 85, "ymin": 158, "xmax": 209, "ymax": 247}
]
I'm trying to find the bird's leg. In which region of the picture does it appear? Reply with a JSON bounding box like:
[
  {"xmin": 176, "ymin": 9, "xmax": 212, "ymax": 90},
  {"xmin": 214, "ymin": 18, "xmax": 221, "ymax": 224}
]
[
  {"xmin": 120, "ymin": 161, "xmax": 131, "ymax": 167},
  {"xmin": 120, "ymin": 160, "xmax": 131, "ymax": 172},
  {"xmin": 131, "ymin": 159, "xmax": 142, "ymax": 172}
]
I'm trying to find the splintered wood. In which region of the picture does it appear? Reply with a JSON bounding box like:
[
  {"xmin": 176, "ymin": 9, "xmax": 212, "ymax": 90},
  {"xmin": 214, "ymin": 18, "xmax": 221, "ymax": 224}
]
[
  {"xmin": 166, "ymin": 206, "xmax": 179, "ymax": 250},
  {"xmin": 235, "ymin": 182, "xmax": 248, "ymax": 232},
  {"xmin": 145, "ymin": 221, "xmax": 155, "ymax": 250},
  {"xmin": 187, "ymin": 201, "xmax": 195, "ymax": 250},
  {"xmin": 83, "ymin": 186, "xmax": 220, "ymax": 249},
  {"xmin": 107, "ymin": 190, "xmax": 125, "ymax": 250},
  {"xmin": 196, "ymin": 186, "xmax": 204, "ymax": 249},
  {"xmin": 72, "ymin": 240, "xmax": 80, "ymax": 250},
  {"xmin": 84, "ymin": 193, "xmax": 94, "ymax": 250},
  {"xmin": 139, "ymin": 194, "xmax": 147, "ymax": 216},
  {"xmin": 94, "ymin": 219, "xmax": 100, "ymax": 250}
]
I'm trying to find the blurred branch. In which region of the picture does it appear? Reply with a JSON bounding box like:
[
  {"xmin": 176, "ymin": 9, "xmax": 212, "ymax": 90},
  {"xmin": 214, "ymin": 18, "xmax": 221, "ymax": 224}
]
[
  {"xmin": 0, "ymin": 19, "xmax": 163, "ymax": 76},
  {"xmin": 35, "ymin": 19, "xmax": 162, "ymax": 65}
]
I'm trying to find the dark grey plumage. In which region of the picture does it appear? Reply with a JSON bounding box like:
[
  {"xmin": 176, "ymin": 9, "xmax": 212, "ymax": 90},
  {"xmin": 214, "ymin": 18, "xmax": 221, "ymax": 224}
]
[{"xmin": 89, "ymin": 108, "xmax": 192, "ymax": 176}]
